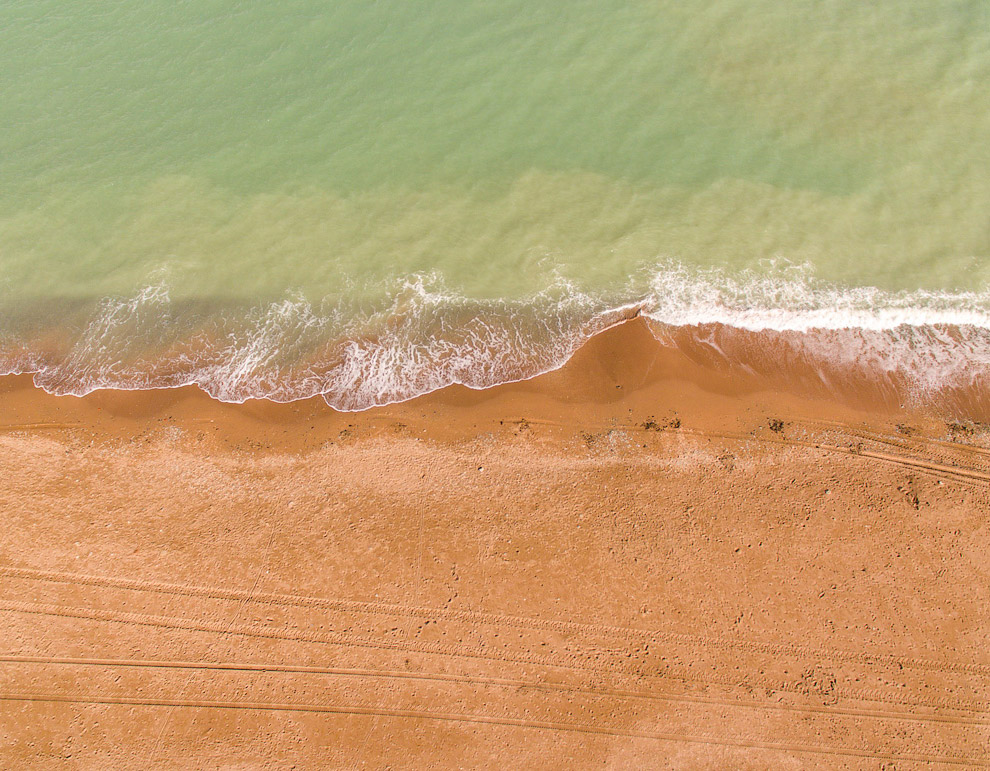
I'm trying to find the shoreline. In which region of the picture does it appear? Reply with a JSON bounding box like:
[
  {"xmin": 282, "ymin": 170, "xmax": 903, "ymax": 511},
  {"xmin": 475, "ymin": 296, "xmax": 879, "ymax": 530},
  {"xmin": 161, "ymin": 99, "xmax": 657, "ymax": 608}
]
[
  {"xmin": 2, "ymin": 317, "xmax": 989, "ymax": 766},
  {"xmin": 3, "ymin": 284, "xmax": 990, "ymax": 417},
  {"xmin": 2, "ymin": 319, "xmax": 988, "ymax": 445}
]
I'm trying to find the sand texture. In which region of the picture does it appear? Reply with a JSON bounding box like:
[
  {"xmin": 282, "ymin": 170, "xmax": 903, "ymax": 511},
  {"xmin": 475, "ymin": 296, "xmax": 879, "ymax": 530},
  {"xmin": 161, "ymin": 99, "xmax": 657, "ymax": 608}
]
[{"xmin": 0, "ymin": 320, "xmax": 988, "ymax": 768}]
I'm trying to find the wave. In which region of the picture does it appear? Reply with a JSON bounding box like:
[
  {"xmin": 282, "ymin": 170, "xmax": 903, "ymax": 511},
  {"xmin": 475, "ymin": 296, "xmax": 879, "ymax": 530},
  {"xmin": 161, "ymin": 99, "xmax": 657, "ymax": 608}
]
[{"xmin": 2, "ymin": 263, "xmax": 989, "ymax": 414}]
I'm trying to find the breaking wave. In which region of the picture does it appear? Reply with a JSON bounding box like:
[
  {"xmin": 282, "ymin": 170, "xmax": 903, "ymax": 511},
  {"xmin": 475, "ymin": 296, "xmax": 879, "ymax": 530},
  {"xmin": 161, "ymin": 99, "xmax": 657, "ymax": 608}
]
[{"xmin": 2, "ymin": 263, "xmax": 989, "ymax": 413}]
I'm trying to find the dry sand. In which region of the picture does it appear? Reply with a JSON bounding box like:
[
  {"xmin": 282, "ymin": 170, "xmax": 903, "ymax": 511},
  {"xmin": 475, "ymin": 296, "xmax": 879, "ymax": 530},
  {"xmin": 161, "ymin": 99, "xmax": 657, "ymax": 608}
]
[{"xmin": 0, "ymin": 319, "xmax": 988, "ymax": 768}]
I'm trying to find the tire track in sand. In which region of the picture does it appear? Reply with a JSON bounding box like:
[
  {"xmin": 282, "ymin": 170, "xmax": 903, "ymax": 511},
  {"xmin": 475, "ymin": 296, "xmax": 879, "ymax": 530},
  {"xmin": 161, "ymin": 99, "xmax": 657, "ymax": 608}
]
[
  {"xmin": 2, "ymin": 654, "xmax": 986, "ymax": 726},
  {"xmin": 0, "ymin": 692, "xmax": 985, "ymax": 767},
  {"xmin": 1, "ymin": 599, "xmax": 986, "ymax": 715},
  {"xmin": 3, "ymin": 564, "xmax": 988, "ymax": 679}
]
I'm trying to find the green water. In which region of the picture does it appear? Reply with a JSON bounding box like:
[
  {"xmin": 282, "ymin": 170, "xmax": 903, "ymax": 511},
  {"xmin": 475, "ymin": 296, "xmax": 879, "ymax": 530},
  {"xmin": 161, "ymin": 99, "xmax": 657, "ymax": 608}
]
[{"xmin": 1, "ymin": 0, "xmax": 989, "ymax": 404}]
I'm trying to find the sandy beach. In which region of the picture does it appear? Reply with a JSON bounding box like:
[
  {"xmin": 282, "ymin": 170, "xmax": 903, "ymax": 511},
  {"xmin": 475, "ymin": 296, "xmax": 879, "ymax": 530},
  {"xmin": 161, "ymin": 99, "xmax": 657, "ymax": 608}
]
[{"xmin": 1, "ymin": 319, "xmax": 988, "ymax": 767}]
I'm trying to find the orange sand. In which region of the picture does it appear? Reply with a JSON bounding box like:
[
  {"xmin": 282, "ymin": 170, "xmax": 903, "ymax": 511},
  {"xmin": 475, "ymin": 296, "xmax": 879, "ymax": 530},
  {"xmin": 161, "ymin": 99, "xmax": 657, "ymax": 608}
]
[{"xmin": 1, "ymin": 319, "xmax": 988, "ymax": 767}]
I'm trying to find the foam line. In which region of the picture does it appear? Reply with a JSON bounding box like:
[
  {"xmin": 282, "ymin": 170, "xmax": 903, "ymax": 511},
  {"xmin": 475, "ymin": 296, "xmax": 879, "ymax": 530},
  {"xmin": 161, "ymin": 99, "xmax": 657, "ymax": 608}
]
[{"xmin": 1, "ymin": 264, "xmax": 988, "ymax": 411}]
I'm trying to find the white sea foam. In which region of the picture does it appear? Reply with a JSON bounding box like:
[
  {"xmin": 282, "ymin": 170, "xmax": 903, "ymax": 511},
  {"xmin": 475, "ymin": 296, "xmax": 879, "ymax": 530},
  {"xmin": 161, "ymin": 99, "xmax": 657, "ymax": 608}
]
[
  {"xmin": 3, "ymin": 263, "xmax": 989, "ymax": 411},
  {"xmin": 643, "ymin": 262, "xmax": 990, "ymax": 331},
  {"xmin": 641, "ymin": 263, "xmax": 990, "ymax": 402}
]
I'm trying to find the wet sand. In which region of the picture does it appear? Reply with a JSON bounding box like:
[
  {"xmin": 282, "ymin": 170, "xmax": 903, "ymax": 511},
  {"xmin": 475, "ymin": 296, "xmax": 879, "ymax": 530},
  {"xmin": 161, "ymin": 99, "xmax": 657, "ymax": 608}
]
[{"xmin": 1, "ymin": 319, "xmax": 988, "ymax": 768}]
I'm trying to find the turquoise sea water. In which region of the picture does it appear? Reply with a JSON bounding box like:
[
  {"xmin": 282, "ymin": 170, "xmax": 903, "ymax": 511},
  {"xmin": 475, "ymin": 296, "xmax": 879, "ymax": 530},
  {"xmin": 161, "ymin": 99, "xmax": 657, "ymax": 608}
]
[{"xmin": 1, "ymin": 1, "xmax": 989, "ymax": 408}]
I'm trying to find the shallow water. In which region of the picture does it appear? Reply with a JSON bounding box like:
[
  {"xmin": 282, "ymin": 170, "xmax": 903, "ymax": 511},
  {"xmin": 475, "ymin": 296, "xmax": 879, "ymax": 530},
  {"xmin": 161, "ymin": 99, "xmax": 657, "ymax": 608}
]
[{"xmin": 2, "ymin": 1, "xmax": 989, "ymax": 409}]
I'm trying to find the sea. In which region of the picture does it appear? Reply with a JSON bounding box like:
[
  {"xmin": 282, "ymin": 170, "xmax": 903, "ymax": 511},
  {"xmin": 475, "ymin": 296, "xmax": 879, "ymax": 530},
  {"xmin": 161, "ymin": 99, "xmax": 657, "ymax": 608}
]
[{"xmin": 2, "ymin": 0, "xmax": 989, "ymax": 412}]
